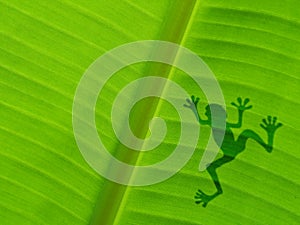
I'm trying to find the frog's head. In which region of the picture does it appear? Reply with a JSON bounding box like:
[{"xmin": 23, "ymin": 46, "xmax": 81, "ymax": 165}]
[{"xmin": 205, "ymin": 104, "xmax": 227, "ymax": 126}]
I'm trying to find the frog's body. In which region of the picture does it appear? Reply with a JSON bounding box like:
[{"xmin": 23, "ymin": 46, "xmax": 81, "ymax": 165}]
[{"xmin": 184, "ymin": 96, "xmax": 282, "ymax": 207}]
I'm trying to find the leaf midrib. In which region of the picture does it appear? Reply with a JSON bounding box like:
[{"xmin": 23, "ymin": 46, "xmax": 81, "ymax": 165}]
[{"xmin": 89, "ymin": 1, "xmax": 199, "ymax": 225}]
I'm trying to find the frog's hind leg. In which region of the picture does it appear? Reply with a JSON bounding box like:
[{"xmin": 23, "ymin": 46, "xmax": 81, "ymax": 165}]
[
  {"xmin": 235, "ymin": 129, "xmax": 268, "ymax": 151},
  {"xmin": 195, "ymin": 155, "xmax": 234, "ymax": 207},
  {"xmin": 206, "ymin": 155, "xmax": 234, "ymax": 195}
]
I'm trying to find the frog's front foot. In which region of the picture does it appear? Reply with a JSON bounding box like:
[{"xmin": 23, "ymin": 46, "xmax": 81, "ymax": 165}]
[
  {"xmin": 184, "ymin": 95, "xmax": 200, "ymax": 109},
  {"xmin": 231, "ymin": 97, "xmax": 252, "ymax": 111}
]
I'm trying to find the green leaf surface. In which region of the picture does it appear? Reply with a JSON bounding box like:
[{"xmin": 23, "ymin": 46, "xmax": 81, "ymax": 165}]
[{"xmin": 1, "ymin": 0, "xmax": 299, "ymax": 225}]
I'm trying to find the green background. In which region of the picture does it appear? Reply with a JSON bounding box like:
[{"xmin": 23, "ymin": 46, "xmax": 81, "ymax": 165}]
[{"xmin": 1, "ymin": 0, "xmax": 299, "ymax": 224}]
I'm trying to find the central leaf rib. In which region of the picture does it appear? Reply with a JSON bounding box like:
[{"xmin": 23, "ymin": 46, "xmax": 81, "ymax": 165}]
[{"xmin": 89, "ymin": 1, "xmax": 199, "ymax": 225}]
